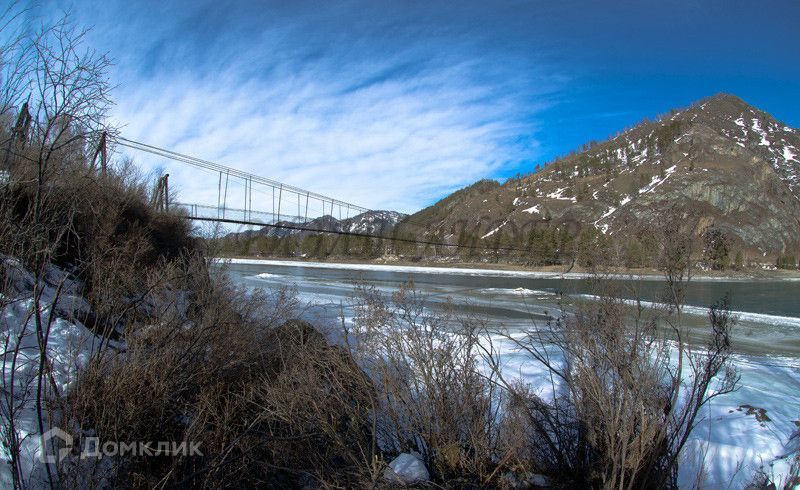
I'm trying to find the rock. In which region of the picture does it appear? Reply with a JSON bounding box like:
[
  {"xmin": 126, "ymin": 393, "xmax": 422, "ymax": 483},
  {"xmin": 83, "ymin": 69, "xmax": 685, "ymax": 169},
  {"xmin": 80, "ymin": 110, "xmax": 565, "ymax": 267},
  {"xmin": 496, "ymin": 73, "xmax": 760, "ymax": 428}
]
[
  {"xmin": 529, "ymin": 473, "xmax": 552, "ymax": 488},
  {"xmin": 384, "ymin": 452, "xmax": 429, "ymax": 484}
]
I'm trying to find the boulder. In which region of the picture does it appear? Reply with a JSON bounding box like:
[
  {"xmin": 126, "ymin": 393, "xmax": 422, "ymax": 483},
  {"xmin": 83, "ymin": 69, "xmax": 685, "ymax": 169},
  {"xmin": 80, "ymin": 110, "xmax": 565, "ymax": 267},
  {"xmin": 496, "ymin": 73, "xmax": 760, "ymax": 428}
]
[{"xmin": 384, "ymin": 452, "xmax": 429, "ymax": 484}]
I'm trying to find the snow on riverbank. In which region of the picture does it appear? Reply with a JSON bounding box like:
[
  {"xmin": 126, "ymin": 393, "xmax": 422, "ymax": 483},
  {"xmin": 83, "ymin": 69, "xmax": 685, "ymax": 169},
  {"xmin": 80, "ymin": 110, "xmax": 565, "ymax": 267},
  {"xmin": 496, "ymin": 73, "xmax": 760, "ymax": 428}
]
[
  {"xmin": 482, "ymin": 331, "xmax": 800, "ymax": 488},
  {"xmin": 219, "ymin": 258, "xmax": 792, "ymax": 282},
  {"xmin": 681, "ymin": 355, "xmax": 800, "ymax": 487},
  {"xmin": 237, "ymin": 259, "xmax": 800, "ymax": 487},
  {"xmin": 4, "ymin": 253, "xmax": 794, "ymax": 487}
]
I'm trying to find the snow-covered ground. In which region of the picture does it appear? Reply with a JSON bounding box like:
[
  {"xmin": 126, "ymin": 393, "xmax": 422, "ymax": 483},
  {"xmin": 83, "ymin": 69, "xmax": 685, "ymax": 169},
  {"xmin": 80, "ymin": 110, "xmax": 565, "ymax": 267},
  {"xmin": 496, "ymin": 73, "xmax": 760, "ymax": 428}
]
[
  {"xmin": 3, "ymin": 254, "xmax": 797, "ymax": 487},
  {"xmin": 0, "ymin": 257, "xmax": 102, "ymax": 488},
  {"xmin": 485, "ymin": 331, "xmax": 800, "ymax": 488}
]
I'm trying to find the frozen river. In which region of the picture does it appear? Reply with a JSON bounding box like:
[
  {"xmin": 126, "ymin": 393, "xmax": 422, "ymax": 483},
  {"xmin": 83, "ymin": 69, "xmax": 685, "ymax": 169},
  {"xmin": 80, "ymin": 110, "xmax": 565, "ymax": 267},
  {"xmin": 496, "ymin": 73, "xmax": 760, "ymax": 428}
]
[{"xmin": 221, "ymin": 258, "xmax": 800, "ymax": 487}]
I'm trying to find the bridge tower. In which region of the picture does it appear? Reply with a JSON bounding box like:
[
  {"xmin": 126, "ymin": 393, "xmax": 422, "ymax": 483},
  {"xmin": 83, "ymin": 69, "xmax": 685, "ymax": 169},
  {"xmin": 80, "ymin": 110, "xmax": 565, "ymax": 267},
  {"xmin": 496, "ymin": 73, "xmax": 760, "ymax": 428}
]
[
  {"xmin": 152, "ymin": 174, "xmax": 170, "ymax": 212},
  {"xmin": 2, "ymin": 102, "xmax": 32, "ymax": 172}
]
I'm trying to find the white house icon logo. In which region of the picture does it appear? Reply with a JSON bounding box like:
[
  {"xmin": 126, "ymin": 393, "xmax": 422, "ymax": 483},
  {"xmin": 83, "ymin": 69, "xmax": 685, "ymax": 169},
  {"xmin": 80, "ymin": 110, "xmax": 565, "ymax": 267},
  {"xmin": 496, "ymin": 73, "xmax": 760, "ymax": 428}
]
[{"xmin": 39, "ymin": 428, "xmax": 73, "ymax": 464}]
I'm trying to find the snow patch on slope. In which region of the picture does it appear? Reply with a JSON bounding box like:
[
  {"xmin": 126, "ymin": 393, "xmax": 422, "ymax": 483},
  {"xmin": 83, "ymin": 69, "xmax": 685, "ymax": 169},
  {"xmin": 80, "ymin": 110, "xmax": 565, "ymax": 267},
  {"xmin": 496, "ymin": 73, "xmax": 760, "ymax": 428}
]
[
  {"xmin": 782, "ymin": 146, "xmax": 797, "ymax": 163},
  {"xmin": 752, "ymin": 118, "xmax": 770, "ymax": 146},
  {"xmin": 482, "ymin": 220, "xmax": 508, "ymax": 239},
  {"xmin": 639, "ymin": 165, "xmax": 677, "ymax": 194},
  {"xmin": 546, "ymin": 187, "xmax": 576, "ymax": 202}
]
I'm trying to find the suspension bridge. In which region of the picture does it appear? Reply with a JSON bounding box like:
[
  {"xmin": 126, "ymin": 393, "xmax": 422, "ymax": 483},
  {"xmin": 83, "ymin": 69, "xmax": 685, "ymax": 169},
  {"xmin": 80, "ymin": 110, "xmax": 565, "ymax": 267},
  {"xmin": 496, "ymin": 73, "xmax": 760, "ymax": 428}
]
[{"xmin": 113, "ymin": 136, "xmax": 371, "ymax": 230}]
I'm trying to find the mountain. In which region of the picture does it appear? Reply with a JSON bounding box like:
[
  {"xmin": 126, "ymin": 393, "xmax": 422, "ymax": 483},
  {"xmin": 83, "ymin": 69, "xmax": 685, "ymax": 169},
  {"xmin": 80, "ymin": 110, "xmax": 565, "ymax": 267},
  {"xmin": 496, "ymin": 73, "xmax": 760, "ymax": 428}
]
[
  {"xmin": 402, "ymin": 94, "xmax": 800, "ymax": 261},
  {"xmin": 231, "ymin": 210, "xmax": 407, "ymax": 240}
]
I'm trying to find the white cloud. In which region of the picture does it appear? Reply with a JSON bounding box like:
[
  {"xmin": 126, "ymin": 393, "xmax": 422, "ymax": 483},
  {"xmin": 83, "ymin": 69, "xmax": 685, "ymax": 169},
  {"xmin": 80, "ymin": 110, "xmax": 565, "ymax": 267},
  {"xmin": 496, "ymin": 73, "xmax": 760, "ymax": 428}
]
[{"xmin": 62, "ymin": 1, "xmax": 562, "ymax": 214}]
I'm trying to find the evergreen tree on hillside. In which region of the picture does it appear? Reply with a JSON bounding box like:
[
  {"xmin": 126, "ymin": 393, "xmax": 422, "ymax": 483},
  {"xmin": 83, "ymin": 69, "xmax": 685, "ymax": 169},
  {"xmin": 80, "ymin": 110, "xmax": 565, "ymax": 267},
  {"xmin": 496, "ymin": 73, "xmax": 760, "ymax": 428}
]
[
  {"xmin": 734, "ymin": 251, "xmax": 744, "ymax": 270},
  {"xmin": 624, "ymin": 239, "xmax": 646, "ymax": 269},
  {"xmin": 777, "ymin": 254, "xmax": 797, "ymax": 269},
  {"xmin": 703, "ymin": 227, "xmax": 731, "ymax": 270}
]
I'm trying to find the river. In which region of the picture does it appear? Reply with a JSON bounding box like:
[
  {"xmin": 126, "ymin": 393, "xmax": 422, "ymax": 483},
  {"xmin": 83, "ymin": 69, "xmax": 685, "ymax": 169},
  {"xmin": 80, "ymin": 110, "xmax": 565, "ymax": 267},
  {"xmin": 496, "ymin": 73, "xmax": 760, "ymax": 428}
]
[{"xmin": 222, "ymin": 258, "xmax": 800, "ymax": 357}]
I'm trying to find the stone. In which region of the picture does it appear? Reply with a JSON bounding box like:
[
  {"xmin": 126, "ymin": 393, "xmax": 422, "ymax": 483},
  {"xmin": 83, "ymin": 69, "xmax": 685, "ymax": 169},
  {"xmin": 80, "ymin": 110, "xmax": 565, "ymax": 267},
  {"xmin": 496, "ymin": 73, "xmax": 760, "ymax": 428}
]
[{"xmin": 384, "ymin": 452, "xmax": 430, "ymax": 484}]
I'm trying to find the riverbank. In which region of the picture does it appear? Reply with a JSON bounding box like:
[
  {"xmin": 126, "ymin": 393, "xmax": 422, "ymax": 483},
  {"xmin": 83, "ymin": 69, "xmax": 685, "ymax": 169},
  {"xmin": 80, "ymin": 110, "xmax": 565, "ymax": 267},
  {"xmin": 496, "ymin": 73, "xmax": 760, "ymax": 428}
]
[{"xmin": 217, "ymin": 255, "xmax": 800, "ymax": 282}]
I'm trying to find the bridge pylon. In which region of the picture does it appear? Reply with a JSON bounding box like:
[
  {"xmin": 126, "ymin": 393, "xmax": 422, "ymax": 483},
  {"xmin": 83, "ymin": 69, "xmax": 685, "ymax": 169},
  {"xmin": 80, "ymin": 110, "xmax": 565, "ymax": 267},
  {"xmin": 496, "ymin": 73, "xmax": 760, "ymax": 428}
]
[{"xmin": 152, "ymin": 174, "xmax": 170, "ymax": 212}]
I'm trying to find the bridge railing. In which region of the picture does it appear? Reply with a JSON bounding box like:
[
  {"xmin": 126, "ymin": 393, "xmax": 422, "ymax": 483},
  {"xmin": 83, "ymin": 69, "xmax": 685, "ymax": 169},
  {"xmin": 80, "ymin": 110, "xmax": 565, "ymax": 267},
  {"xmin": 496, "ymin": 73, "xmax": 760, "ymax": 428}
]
[{"xmin": 175, "ymin": 202, "xmax": 310, "ymax": 226}]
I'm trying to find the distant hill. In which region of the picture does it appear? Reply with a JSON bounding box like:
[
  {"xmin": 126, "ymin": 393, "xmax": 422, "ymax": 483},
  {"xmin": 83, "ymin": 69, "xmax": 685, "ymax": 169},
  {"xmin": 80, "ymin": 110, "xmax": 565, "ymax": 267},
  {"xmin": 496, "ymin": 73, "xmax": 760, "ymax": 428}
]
[
  {"xmin": 229, "ymin": 210, "xmax": 407, "ymax": 240},
  {"xmin": 401, "ymin": 93, "xmax": 800, "ymax": 263}
]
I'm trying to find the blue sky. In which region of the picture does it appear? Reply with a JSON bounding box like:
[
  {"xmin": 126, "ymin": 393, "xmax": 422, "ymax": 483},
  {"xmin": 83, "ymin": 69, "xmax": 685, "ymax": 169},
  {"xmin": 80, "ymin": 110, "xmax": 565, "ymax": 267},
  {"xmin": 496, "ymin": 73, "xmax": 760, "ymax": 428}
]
[{"xmin": 26, "ymin": 0, "xmax": 800, "ymax": 213}]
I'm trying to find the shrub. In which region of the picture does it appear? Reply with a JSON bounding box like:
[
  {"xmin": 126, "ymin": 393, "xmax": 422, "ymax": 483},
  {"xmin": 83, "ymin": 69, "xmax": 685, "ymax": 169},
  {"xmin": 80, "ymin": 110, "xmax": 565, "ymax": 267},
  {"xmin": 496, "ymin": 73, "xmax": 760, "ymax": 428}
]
[
  {"xmin": 482, "ymin": 281, "xmax": 737, "ymax": 488},
  {"xmin": 64, "ymin": 260, "xmax": 378, "ymax": 487},
  {"xmin": 348, "ymin": 282, "xmax": 503, "ymax": 485}
]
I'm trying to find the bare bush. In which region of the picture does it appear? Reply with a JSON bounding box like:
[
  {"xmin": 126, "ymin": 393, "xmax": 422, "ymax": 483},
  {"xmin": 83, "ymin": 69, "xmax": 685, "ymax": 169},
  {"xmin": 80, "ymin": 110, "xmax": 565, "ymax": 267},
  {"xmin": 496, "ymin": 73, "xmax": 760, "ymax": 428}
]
[
  {"xmin": 480, "ymin": 228, "xmax": 738, "ymax": 489},
  {"xmin": 65, "ymin": 258, "xmax": 295, "ymax": 486},
  {"xmin": 347, "ymin": 282, "xmax": 504, "ymax": 485}
]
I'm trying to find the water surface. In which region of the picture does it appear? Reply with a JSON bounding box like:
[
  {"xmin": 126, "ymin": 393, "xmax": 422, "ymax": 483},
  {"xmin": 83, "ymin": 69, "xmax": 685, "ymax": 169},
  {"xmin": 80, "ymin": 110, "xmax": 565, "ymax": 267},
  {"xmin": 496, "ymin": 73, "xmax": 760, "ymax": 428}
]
[{"xmin": 220, "ymin": 260, "xmax": 800, "ymax": 358}]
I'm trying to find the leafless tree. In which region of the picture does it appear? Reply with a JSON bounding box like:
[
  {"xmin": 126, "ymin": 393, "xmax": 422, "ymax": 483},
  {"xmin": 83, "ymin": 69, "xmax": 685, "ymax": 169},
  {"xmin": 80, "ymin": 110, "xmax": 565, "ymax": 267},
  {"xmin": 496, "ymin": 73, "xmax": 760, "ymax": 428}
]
[
  {"xmin": 0, "ymin": 1, "xmax": 33, "ymax": 120},
  {"xmin": 0, "ymin": 9, "xmax": 115, "ymax": 488}
]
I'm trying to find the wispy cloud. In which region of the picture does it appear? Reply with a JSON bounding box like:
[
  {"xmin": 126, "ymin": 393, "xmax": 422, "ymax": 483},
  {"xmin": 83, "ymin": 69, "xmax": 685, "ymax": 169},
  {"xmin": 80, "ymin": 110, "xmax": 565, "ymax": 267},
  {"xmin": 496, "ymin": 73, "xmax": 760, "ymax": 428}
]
[{"xmin": 51, "ymin": 0, "xmax": 563, "ymax": 213}]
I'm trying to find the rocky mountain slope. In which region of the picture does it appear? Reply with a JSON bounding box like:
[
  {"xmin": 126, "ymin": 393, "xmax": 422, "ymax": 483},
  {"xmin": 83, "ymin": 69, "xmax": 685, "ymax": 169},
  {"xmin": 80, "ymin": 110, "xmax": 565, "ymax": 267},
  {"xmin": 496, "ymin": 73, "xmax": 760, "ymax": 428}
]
[{"xmin": 403, "ymin": 94, "xmax": 800, "ymax": 260}]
